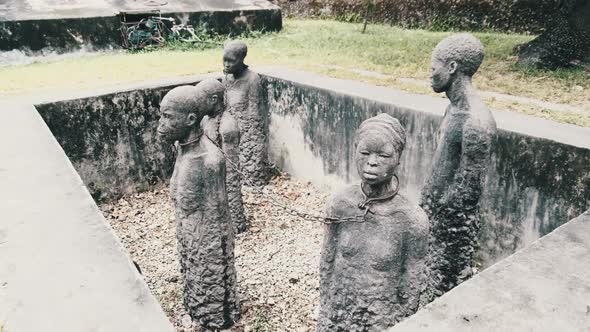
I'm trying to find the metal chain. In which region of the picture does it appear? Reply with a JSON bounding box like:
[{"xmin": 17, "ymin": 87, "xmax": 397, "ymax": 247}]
[{"xmin": 203, "ymin": 134, "xmax": 370, "ymax": 224}]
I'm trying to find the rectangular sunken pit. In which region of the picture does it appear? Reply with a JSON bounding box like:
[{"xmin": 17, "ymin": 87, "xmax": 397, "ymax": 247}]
[{"xmin": 1, "ymin": 68, "xmax": 589, "ymax": 331}]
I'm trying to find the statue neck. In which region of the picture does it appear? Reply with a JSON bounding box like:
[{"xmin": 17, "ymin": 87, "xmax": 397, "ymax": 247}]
[
  {"xmin": 446, "ymin": 75, "xmax": 475, "ymax": 108},
  {"xmin": 231, "ymin": 63, "xmax": 248, "ymax": 78},
  {"xmin": 178, "ymin": 126, "xmax": 203, "ymax": 152},
  {"xmin": 361, "ymin": 177, "xmax": 398, "ymax": 199}
]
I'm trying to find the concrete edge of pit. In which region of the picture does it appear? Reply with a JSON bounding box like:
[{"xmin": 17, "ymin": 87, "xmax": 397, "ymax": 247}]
[
  {"xmin": 0, "ymin": 103, "xmax": 175, "ymax": 330},
  {"xmin": 0, "ymin": 6, "xmax": 282, "ymax": 52},
  {"xmin": 390, "ymin": 210, "xmax": 590, "ymax": 332}
]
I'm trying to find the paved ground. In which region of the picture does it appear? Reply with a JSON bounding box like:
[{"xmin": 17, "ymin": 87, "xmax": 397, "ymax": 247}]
[
  {"xmin": 0, "ymin": 101, "xmax": 174, "ymax": 332},
  {"xmin": 391, "ymin": 210, "xmax": 590, "ymax": 332},
  {"xmin": 0, "ymin": 0, "xmax": 279, "ymax": 20}
]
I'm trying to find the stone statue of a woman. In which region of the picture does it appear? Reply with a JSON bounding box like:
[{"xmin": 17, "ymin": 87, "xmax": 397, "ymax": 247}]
[{"xmin": 318, "ymin": 113, "xmax": 429, "ymax": 331}]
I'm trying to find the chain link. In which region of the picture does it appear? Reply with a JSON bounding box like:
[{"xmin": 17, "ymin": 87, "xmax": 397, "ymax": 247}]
[{"xmin": 203, "ymin": 134, "xmax": 370, "ymax": 224}]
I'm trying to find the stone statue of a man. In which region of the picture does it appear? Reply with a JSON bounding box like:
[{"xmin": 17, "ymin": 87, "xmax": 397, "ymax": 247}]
[
  {"xmin": 223, "ymin": 40, "xmax": 269, "ymax": 186},
  {"xmin": 157, "ymin": 85, "xmax": 240, "ymax": 330},
  {"xmin": 319, "ymin": 114, "xmax": 429, "ymax": 331},
  {"xmin": 198, "ymin": 78, "xmax": 248, "ymax": 234},
  {"xmin": 420, "ymin": 34, "xmax": 497, "ymax": 302}
]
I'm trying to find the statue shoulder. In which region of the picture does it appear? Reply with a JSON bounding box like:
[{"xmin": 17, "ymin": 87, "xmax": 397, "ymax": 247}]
[
  {"xmin": 326, "ymin": 184, "xmax": 362, "ymax": 213},
  {"xmin": 392, "ymin": 194, "xmax": 429, "ymax": 236},
  {"xmin": 464, "ymin": 107, "xmax": 497, "ymax": 142},
  {"xmin": 244, "ymin": 68, "xmax": 261, "ymax": 84}
]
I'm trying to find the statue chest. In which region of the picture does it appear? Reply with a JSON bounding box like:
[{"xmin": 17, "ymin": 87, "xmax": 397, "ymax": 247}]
[
  {"xmin": 335, "ymin": 212, "xmax": 409, "ymax": 272},
  {"xmin": 170, "ymin": 153, "xmax": 219, "ymax": 216},
  {"xmin": 225, "ymin": 80, "xmax": 250, "ymax": 109},
  {"xmin": 429, "ymin": 111, "xmax": 469, "ymax": 187}
]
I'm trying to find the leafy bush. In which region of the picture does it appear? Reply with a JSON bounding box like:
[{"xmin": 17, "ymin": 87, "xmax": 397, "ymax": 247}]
[{"xmin": 273, "ymin": 0, "xmax": 559, "ymax": 33}]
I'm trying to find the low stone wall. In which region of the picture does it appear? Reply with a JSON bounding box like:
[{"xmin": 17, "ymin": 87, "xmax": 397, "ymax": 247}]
[
  {"xmin": 0, "ymin": 16, "xmax": 121, "ymax": 52},
  {"xmin": 261, "ymin": 70, "xmax": 590, "ymax": 267},
  {"xmin": 36, "ymin": 70, "xmax": 590, "ymax": 268},
  {"xmin": 1, "ymin": 9, "xmax": 282, "ymax": 52},
  {"xmin": 36, "ymin": 84, "xmax": 184, "ymax": 202}
]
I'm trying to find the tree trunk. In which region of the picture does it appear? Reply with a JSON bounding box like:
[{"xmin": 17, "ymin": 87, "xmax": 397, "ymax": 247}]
[{"xmin": 517, "ymin": 0, "xmax": 590, "ymax": 69}]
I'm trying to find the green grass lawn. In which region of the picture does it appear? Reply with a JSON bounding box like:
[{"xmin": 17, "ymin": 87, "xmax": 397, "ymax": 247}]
[{"xmin": 1, "ymin": 19, "xmax": 588, "ymax": 125}]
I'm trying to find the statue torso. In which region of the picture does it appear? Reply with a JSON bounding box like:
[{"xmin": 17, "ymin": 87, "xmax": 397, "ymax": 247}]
[
  {"xmin": 320, "ymin": 184, "xmax": 429, "ymax": 331},
  {"xmin": 422, "ymin": 98, "xmax": 496, "ymax": 212},
  {"xmin": 223, "ymin": 69, "xmax": 260, "ymax": 120},
  {"xmin": 170, "ymin": 140, "xmax": 226, "ymax": 219}
]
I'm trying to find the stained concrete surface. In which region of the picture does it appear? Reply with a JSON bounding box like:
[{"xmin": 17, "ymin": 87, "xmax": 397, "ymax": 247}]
[
  {"xmin": 0, "ymin": 0, "xmax": 279, "ymax": 21},
  {"xmin": 0, "ymin": 0, "xmax": 281, "ymax": 52},
  {"xmin": 29, "ymin": 68, "xmax": 590, "ymax": 268},
  {"xmin": 391, "ymin": 210, "xmax": 590, "ymax": 332},
  {"xmin": 0, "ymin": 100, "xmax": 174, "ymax": 331},
  {"xmin": 259, "ymin": 67, "xmax": 590, "ymax": 267}
]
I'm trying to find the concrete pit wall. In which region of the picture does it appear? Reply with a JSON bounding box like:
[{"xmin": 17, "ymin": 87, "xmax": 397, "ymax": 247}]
[
  {"xmin": 1, "ymin": 9, "xmax": 282, "ymax": 52},
  {"xmin": 35, "ymin": 82, "xmax": 191, "ymax": 202},
  {"xmin": 36, "ymin": 70, "xmax": 590, "ymax": 268},
  {"xmin": 262, "ymin": 73, "xmax": 590, "ymax": 267}
]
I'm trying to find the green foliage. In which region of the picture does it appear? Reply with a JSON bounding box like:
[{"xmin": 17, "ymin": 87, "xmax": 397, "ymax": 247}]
[{"xmin": 279, "ymin": 0, "xmax": 558, "ymax": 33}]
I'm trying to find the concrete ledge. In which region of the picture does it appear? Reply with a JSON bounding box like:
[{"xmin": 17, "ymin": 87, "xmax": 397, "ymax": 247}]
[
  {"xmin": 258, "ymin": 67, "xmax": 590, "ymax": 150},
  {"xmin": 391, "ymin": 210, "xmax": 590, "ymax": 332},
  {"xmin": 0, "ymin": 102, "xmax": 174, "ymax": 331},
  {"xmin": 0, "ymin": 0, "xmax": 282, "ymax": 52},
  {"xmin": 2, "ymin": 69, "xmax": 587, "ymax": 331}
]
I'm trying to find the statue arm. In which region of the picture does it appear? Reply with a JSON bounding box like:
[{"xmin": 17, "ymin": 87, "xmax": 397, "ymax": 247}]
[
  {"xmin": 419, "ymin": 106, "xmax": 450, "ymax": 209},
  {"xmin": 321, "ymin": 196, "xmax": 338, "ymax": 265},
  {"xmin": 405, "ymin": 209, "xmax": 430, "ymax": 310},
  {"xmin": 247, "ymin": 74, "xmax": 263, "ymax": 122},
  {"xmin": 447, "ymin": 123, "xmax": 493, "ymax": 210},
  {"xmin": 220, "ymin": 112, "xmax": 240, "ymax": 146}
]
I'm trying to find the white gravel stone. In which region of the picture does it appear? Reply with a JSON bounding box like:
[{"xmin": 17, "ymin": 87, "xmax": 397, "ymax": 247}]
[{"xmin": 100, "ymin": 175, "xmax": 328, "ymax": 331}]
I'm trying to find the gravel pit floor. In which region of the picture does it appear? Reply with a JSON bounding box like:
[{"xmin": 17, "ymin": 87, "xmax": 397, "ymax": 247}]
[{"xmin": 99, "ymin": 175, "xmax": 329, "ymax": 331}]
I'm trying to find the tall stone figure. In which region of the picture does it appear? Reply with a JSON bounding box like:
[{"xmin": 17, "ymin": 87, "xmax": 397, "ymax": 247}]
[
  {"xmin": 420, "ymin": 34, "xmax": 497, "ymax": 302},
  {"xmin": 223, "ymin": 40, "xmax": 269, "ymax": 186},
  {"xmin": 157, "ymin": 85, "xmax": 240, "ymax": 330},
  {"xmin": 319, "ymin": 114, "xmax": 429, "ymax": 331},
  {"xmin": 198, "ymin": 78, "xmax": 248, "ymax": 233}
]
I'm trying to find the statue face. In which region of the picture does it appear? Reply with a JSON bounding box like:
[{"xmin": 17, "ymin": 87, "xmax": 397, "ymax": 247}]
[
  {"xmin": 430, "ymin": 57, "xmax": 456, "ymax": 93},
  {"xmin": 157, "ymin": 103, "xmax": 196, "ymax": 143},
  {"xmin": 355, "ymin": 134, "xmax": 399, "ymax": 186},
  {"xmin": 223, "ymin": 49, "xmax": 244, "ymax": 74}
]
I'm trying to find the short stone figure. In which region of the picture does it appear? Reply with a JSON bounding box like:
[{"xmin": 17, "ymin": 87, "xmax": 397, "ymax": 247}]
[
  {"xmin": 223, "ymin": 40, "xmax": 269, "ymax": 186},
  {"xmin": 198, "ymin": 78, "xmax": 248, "ymax": 234},
  {"xmin": 420, "ymin": 34, "xmax": 497, "ymax": 303},
  {"xmin": 157, "ymin": 85, "xmax": 240, "ymax": 330},
  {"xmin": 318, "ymin": 114, "xmax": 429, "ymax": 331}
]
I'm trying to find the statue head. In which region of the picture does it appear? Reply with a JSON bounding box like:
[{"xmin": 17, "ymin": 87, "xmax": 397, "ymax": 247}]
[
  {"xmin": 157, "ymin": 85, "xmax": 206, "ymax": 144},
  {"xmin": 195, "ymin": 78, "xmax": 224, "ymax": 116},
  {"xmin": 223, "ymin": 40, "xmax": 248, "ymax": 75},
  {"xmin": 430, "ymin": 33, "xmax": 484, "ymax": 93},
  {"xmin": 354, "ymin": 113, "xmax": 406, "ymax": 186}
]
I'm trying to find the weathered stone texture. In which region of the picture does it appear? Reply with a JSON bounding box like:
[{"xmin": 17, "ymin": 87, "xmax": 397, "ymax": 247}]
[
  {"xmin": 224, "ymin": 68, "xmax": 270, "ymax": 186},
  {"xmin": 203, "ymin": 111, "xmax": 248, "ymax": 233},
  {"xmin": 319, "ymin": 114, "xmax": 429, "ymax": 331},
  {"xmin": 169, "ymin": 139, "xmax": 240, "ymax": 329},
  {"xmin": 158, "ymin": 85, "xmax": 239, "ymax": 329},
  {"xmin": 319, "ymin": 188, "xmax": 429, "ymax": 331}
]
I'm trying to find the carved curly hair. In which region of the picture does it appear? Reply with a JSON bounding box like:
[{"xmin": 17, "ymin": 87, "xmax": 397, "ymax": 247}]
[{"xmin": 432, "ymin": 33, "xmax": 484, "ymax": 77}]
